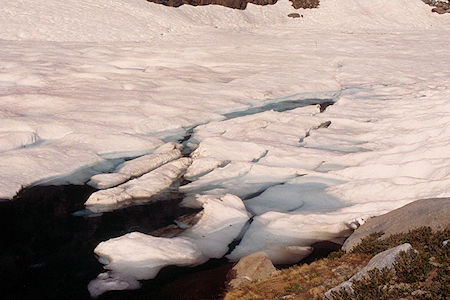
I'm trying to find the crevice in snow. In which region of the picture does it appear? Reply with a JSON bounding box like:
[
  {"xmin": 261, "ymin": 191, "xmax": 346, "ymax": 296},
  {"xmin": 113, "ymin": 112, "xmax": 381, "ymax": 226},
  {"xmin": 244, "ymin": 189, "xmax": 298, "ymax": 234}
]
[
  {"xmin": 242, "ymin": 180, "xmax": 289, "ymax": 201},
  {"xmin": 222, "ymin": 97, "xmax": 334, "ymax": 120},
  {"xmin": 251, "ymin": 149, "xmax": 269, "ymax": 163}
]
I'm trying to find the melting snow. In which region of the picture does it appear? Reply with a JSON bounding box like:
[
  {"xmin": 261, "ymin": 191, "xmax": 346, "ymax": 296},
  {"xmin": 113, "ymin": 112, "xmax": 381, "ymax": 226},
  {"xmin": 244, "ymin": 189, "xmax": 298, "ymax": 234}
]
[{"xmin": 1, "ymin": 0, "xmax": 449, "ymax": 296}]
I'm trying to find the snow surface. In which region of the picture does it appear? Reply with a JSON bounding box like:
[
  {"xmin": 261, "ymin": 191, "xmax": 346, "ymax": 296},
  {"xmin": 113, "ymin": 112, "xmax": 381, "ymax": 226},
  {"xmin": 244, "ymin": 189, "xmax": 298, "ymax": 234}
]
[{"xmin": 1, "ymin": 0, "xmax": 449, "ymax": 296}]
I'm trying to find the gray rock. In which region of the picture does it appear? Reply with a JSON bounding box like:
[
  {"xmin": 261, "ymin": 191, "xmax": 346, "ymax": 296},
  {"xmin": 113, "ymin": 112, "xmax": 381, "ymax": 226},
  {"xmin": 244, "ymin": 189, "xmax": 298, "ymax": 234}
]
[
  {"xmin": 227, "ymin": 251, "xmax": 278, "ymax": 289},
  {"xmin": 343, "ymin": 198, "xmax": 450, "ymax": 252},
  {"xmin": 324, "ymin": 243, "xmax": 413, "ymax": 299},
  {"xmin": 288, "ymin": 13, "xmax": 301, "ymax": 18}
]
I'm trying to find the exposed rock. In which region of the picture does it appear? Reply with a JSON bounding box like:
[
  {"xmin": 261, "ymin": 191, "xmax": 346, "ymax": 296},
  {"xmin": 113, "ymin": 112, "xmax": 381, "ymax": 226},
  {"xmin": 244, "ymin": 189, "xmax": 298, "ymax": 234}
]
[
  {"xmin": 324, "ymin": 243, "xmax": 413, "ymax": 299},
  {"xmin": 290, "ymin": 0, "xmax": 319, "ymax": 9},
  {"xmin": 342, "ymin": 198, "xmax": 450, "ymax": 252},
  {"xmin": 147, "ymin": 0, "xmax": 277, "ymax": 10},
  {"xmin": 288, "ymin": 13, "xmax": 301, "ymax": 18},
  {"xmin": 146, "ymin": 0, "xmax": 321, "ymax": 10},
  {"xmin": 226, "ymin": 252, "xmax": 278, "ymax": 289},
  {"xmin": 422, "ymin": 0, "xmax": 450, "ymax": 13},
  {"xmin": 432, "ymin": 6, "xmax": 450, "ymax": 13}
]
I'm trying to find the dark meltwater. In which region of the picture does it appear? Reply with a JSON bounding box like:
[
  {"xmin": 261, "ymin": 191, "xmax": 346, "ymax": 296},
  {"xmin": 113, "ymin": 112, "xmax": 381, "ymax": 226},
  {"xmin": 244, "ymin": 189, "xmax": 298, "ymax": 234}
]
[
  {"xmin": 223, "ymin": 98, "xmax": 334, "ymax": 119},
  {"xmin": 0, "ymin": 185, "xmax": 233, "ymax": 300}
]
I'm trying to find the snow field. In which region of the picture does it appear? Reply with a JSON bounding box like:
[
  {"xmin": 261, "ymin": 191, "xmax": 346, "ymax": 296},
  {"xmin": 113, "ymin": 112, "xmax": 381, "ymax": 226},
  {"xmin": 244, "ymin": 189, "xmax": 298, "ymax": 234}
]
[{"xmin": 0, "ymin": 0, "xmax": 449, "ymax": 296}]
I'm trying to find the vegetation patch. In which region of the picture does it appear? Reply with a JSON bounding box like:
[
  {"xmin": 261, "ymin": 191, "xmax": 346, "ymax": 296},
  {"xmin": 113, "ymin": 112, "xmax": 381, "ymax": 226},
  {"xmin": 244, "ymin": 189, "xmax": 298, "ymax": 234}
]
[
  {"xmin": 330, "ymin": 227, "xmax": 450, "ymax": 299},
  {"xmin": 223, "ymin": 227, "xmax": 449, "ymax": 299},
  {"xmin": 223, "ymin": 253, "xmax": 370, "ymax": 299}
]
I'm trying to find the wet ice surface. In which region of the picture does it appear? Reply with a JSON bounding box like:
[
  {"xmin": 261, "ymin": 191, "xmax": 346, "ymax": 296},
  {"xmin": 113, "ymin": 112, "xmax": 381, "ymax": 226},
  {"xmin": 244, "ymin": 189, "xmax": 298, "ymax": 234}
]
[{"xmin": 1, "ymin": 0, "xmax": 450, "ymax": 297}]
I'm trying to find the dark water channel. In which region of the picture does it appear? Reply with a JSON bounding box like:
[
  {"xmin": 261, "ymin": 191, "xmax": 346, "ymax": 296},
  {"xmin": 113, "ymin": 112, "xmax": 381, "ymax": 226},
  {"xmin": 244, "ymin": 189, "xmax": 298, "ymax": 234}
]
[
  {"xmin": 223, "ymin": 98, "xmax": 334, "ymax": 119},
  {"xmin": 0, "ymin": 185, "xmax": 235, "ymax": 300}
]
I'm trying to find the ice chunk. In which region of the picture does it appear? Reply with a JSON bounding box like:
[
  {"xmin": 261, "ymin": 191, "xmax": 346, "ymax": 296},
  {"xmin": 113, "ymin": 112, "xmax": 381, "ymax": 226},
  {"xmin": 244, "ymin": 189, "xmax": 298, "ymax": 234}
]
[
  {"xmin": 89, "ymin": 193, "xmax": 249, "ymax": 297},
  {"xmin": 180, "ymin": 194, "xmax": 251, "ymax": 258},
  {"xmin": 87, "ymin": 148, "xmax": 182, "ymax": 189},
  {"xmin": 85, "ymin": 158, "xmax": 191, "ymax": 212},
  {"xmin": 88, "ymin": 173, "xmax": 130, "ymax": 190},
  {"xmin": 116, "ymin": 149, "xmax": 182, "ymax": 178},
  {"xmin": 88, "ymin": 233, "xmax": 204, "ymax": 298},
  {"xmin": 88, "ymin": 272, "xmax": 141, "ymax": 299}
]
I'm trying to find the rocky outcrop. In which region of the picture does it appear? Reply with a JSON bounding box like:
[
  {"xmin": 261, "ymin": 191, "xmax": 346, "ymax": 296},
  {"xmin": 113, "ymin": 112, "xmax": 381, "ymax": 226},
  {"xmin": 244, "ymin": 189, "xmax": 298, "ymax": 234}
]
[
  {"xmin": 146, "ymin": 0, "xmax": 277, "ymax": 10},
  {"xmin": 342, "ymin": 198, "xmax": 450, "ymax": 252},
  {"xmin": 226, "ymin": 252, "xmax": 278, "ymax": 289},
  {"xmin": 422, "ymin": 0, "xmax": 450, "ymax": 14},
  {"xmin": 324, "ymin": 243, "xmax": 413, "ymax": 299},
  {"xmin": 146, "ymin": 0, "xmax": 320, "ymax": 10},
  {"xmin": 291, "ymin": 0, "xmax": 319, "ymax": 9}
]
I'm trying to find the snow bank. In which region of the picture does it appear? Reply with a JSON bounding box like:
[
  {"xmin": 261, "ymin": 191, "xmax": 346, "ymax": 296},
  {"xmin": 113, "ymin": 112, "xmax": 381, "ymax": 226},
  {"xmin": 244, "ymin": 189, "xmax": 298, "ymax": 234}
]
[
  {"xmin": 1, "ymin": 0, "xmax": 447, "ymax": 42},
  {"xmin": 2, "ymin": 0, "xmax": 448, "ymax": 199}
]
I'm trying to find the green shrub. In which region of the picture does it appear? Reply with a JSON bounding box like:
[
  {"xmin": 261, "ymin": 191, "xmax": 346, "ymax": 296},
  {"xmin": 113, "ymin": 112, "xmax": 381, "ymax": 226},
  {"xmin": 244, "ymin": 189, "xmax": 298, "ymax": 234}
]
[
  {"xmin": 331, "ymin": 227, "xmax": 450, "ymax": 299},
  {"xmin": 394, "ymin": 250, "xmax": 432, "ymax": 283}
]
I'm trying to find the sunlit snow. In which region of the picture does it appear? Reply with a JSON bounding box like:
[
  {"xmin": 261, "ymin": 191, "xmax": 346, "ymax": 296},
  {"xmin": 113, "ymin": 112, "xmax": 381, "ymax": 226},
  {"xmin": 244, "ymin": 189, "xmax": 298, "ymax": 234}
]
[{"xmin": 1, "ymin": 0, "xmax": 449, "ymax": 297}]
